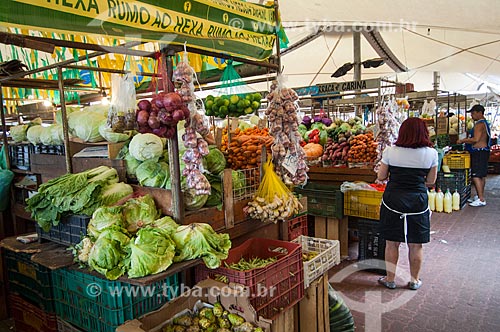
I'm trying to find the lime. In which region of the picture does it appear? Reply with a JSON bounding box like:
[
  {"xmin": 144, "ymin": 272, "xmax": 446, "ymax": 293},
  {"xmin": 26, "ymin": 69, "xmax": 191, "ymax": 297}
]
[
  {"xmin": 220, "ymin": 94, "xmax": 228, "ymax": 100},
  {"xmin": 216, "ymin": 98, "xmax": 225, "ymax": 107},
  {"xmin": 229, "ymin": 104, "xmax": 238, "ymax": 112},
  {"xmin": 223, "ymin": 99, "xmax": 230, "ymax": 107},
  {"xmin": 237, "ymin": 100, "xmax": 246, "ymax": 110},
  {"xmin": 230, "ymin": 95, "xmax": 240, "ymax": 104},
  {"xmin": 243, "ymin": 99, "xmax": 251, "ymax": 108},
  {"xmin": 206, "ymin": 107, "xmax": 214, "ymax": 116},
  {"xmin": 244, "ymin": 107, "xmax": 254, "ymax": 114},
  {"xmin": 245, "ymin": 94, "xmax": 253, "ymax": 101},
  {"xmin": 205, "ymin": 100, "xmax": 214, "ymax": 110},
  {"xmin": 206, "ymin": 95, "xmax": 215, "ymax": 101},
  {"xmin": 212, "ymin": 104, "xmax": 219, "ymax": 113},
  {"xmin": 219, "ymin": 106, "xmax": 229, "ymax": 116},
  {"xmin": 251, "ymin": 101, "xmax": 261, "ymax": 110},
  {"xmin": 253, "ymin": 92, "xmax": 262, "ymax": 101}
]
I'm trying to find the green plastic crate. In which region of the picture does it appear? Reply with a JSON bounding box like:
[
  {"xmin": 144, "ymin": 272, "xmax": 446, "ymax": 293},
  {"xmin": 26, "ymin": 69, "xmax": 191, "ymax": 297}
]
[
  {"xmin": 5, "ymin": 250, "xmax": 55, "ymax": 312},
  {"xmin": 295, "ymin": 183, "xmax": 343, "ymax": 218},
  {"xmin": 52, "ymin": 267, "xmax": 180, "ymax": 332}
]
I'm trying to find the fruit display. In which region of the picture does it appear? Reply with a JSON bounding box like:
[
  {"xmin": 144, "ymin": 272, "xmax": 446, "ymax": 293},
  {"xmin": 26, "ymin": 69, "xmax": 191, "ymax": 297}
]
[
  {"xmin": 204, "ymin": 93, "xmax": 262, "ymax": 118},
  {"xmin": 347, "ymin": 132, "xmax": 378, "ymax": 163}
]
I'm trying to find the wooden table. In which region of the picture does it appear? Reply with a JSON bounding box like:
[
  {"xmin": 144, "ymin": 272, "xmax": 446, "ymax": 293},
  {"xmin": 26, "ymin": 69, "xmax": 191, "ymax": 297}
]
[{"xmin": 307, "ymin": 165, "xmax": 377, "ymax": 185}]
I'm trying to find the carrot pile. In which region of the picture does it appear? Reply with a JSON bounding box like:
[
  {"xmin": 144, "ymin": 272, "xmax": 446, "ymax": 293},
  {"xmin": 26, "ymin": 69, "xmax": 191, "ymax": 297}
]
[
  {"xmin": 221, "ymin": 126, "xmax": 273, "ymax": 170},
  {"xmin": 347, "ymin": 132, "xmax": 378, "ymax": 163}
]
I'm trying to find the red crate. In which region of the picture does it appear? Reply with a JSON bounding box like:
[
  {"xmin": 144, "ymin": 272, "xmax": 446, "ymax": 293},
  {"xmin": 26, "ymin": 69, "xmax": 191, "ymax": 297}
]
[
  {"xmin": 196, "ymin": 238, "xmax": 304, "ymax": 320},
  {"xmin": 288, "ymin": 214, "xmax": 308, "ymax": 241},
  {"xmin": 9, "ymin": 293, "xmax": 57, "ymax": 332}
]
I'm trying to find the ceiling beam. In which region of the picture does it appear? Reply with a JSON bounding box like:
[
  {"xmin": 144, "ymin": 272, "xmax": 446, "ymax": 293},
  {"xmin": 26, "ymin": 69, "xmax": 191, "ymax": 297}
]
[{"xmin": 362, "ymin": 29, "xmax": 408, "ymax": 73}]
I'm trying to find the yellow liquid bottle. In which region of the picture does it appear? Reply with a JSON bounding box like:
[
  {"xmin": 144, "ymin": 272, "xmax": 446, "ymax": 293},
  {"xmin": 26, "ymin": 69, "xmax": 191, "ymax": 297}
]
[
  {"xmin": 428, "ymin": 188, "xmax": 436, "ymax": 211},
  {"xmin": 435, "ymin": 189, "xmax": 444, "ymax": 212},
  {"xmin": 444, "ymin": 189, "xmax": 452, "ymax": 213},
  {"xmin": 452, "ymin": 189, "xmax": 461, "ymax": 211}
]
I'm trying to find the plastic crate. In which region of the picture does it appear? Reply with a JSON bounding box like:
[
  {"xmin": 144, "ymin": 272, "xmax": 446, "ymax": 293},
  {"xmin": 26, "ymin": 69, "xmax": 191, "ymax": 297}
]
[
  {"xmin": 5, "ymin": 250, "xmax": 54, "ymax": 312},
  {"xmin": 57, "ymin": 317, "xmax": 84, "ymax": 332},
  {"xmin": 435, "ymin": 169, "xmax": 470, "ymax": 192},
  {"xmin": 8, "ymin": 143, "xmax": 32, "ymax": 170},
  {"xmin": 288, "ymin": 214, "xmax": 308, "ymax": 241},
  {"xmin": 343, "ymin": 190, "xmax": 383, "ymax": 220},
  {"xmin": 294, "ymin": 183, "xmax": 343, "ymax": 218},
  {"xmin": 31, "ymin": 144, "xmax": 65, "ymax": 155},
  {"xmin": 196, "ymin": 238, "xmax": 304, "ymax": 320},
  {"xmin": 52, "ymin": 267, "xmax": 180, "ymax": 332},
  {"xmin": 292, "ymin": 236, "xmax": 340, "ymax": 289},
  {"xmin": 357, "ymin": 219, "xmax": 386, "ymax": 274},
  {"xmin": 443, "ymin": 152, "xmax": 471, "ymax": 169},
  {"xmin": 10, "ymin": 293, "xmax": 58, "ymax": 332},
  {"xmin": 35, "ymin": 214, "xmax": 90, "ymax": 246}
]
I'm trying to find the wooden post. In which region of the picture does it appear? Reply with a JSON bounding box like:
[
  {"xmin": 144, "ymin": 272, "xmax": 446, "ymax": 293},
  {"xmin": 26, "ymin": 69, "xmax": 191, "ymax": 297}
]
[
  {"xmin": 0, "ymin": 85, "xmax": 10, "ymax": 169},
  {"xmin": 57, "ymin": 66, "xmax": 72, "ymax": 174},
  {"xmin": 163, "ymin": 50, "xmax": 184, "ymax": 223},
  {"xmin": 273, "ymin": 0, "xmax": 281, "ymax": 73},
  {"xmin": 222, "ymin": 168, "xmax": 234, "ymax": 229}
]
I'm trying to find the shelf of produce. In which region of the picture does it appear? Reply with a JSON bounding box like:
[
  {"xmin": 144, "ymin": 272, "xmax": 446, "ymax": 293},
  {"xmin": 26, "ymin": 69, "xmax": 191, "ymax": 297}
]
[{"xmin": 307, "ymin": 166, "xmax": 376, "ymax": 186}]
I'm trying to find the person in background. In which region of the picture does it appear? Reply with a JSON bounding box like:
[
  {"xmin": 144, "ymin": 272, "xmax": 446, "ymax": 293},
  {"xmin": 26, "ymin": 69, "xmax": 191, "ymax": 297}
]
[
  {"xmin": 457, "ymin": 104, "xmax": 491, "ymax": 206},
  {"xmin": 377, "ymin": 117, "xmax": 438, "ymax": 290}
]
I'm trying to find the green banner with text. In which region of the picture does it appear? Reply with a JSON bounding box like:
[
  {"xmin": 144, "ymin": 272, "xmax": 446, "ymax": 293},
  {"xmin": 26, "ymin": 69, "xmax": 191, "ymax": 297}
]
[{"xmin": 0, "ymin": 0, "xmax": 277, "ymax": 60}]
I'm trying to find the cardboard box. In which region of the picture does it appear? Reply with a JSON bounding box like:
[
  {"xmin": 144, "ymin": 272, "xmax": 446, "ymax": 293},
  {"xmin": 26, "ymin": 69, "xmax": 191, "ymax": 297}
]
[{"xmin": 117, "ymin": 279, "xmax": 272, "ymax": 332}]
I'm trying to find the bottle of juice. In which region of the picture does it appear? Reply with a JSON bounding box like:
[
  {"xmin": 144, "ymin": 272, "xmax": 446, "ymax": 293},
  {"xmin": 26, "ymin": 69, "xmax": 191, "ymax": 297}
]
[
  {"xmin": 452, "ymin": 189, "xmax": 461, "ymax": 211},
  {"xmin": 444, "ymin": 189, "xmax": 452, "ymax": 213},
  {"xmin": 435, "ymin": 189, "xmax": 444, "ymax": 212},
  {"xmin": 428, "ymin": 188, "xmax": 436, "ymax": 211}
]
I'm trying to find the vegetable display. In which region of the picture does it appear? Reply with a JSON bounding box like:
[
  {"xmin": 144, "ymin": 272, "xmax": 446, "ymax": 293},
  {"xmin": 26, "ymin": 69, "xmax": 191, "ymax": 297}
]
[
  {"xmin": 245, "ymin": 158, "xmax": 302, "ymax": 222},
  {"xmin": 26, "ymin": 166, "xmax": 132, "ymax": 232},
  {"xmin": 221, "ymin": 126, "xmax": 273, "ymax": 170},
  {"xmin": 128, "ymin": 133, "xmax": 164, "ymax": 161},
  {"xmin": 347, "ymin": 132, "xmax": 378, "ymax": 163},
  {"xmin": 162, "ymin": 303, "xmax": 263, "ymax": 332},
  {"xmin": 11, "ymin": 118, "xmax": 42, "ymax": 143},
  {"xmin": 266, "ymin": 81, "xmax": 308, "ymax": 186},
  {"xmin": 322, "ymin": 139, "xmax": 350, "ymax": 164},
  {"xmin": 204, "ymin": 92, "xmax": 262, "ymax": 118}
]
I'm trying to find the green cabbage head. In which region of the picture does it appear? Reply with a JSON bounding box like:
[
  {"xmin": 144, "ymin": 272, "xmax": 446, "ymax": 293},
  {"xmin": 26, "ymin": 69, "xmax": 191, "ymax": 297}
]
[
  {"xmin": 127, "ymin": 227, "xmax": 176, "ymax": 278},
  {"xmin": 122, "ymin": 195, "xmax": 160, "ymax": 234},
  {"xmin": 88, "ymin": 227, "xmax": 130, "ymax": 280},
  {"xmin": 88, "ymin": 205, "xmax": 126, "ymax": 239},
  {"xmin": 202, "ymin": 146, "xmax": 226, "ymax": 174}
]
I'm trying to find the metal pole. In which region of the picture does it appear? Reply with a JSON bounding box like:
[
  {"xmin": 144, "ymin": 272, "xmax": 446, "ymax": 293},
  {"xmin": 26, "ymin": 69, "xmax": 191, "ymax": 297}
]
[
  {"xmin": 163, "ymin": 51, "xmax": 184, "ymax": 223},
  {"xmin": 0, "ymin": 85, "xmax": 10, "ymax": 169},
  {"xmin": 57, "ymin": 67, "xmax": 72, "ymax": 174},
  {"xmin": 353, "ymin": 31, "xmax": 362, "ymax": 116},
  {"xmin": 433, "ymin": 71, "xmax": 440, "ymax": 91}
]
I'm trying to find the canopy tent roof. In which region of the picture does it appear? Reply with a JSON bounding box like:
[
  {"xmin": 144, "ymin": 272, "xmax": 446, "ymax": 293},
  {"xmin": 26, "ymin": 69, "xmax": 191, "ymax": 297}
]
[{"xmin": 277, "ymin": 0, "xmax": 500, "ymax": 95}]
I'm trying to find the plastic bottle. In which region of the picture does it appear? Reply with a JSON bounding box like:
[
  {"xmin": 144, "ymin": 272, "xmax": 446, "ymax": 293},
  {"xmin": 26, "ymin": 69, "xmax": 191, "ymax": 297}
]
[
  {"xmin": 452, "ymin": 189, "xmax": 461, "ymax": 211},
  {"xmin": 444, "ymin": 189, "xmax": 452, "ymax": 213},
  {"xmin": 435, "ymin": 189, "xmax": 444, "ymax": 212},
  {"xmin": 428, "ymin": 188, "xmax": 436, "ymax": 211}
]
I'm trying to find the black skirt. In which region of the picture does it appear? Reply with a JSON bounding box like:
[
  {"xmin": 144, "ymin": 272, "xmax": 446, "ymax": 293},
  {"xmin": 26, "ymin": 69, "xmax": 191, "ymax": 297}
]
[{"xmin": 378, "ymin": 191, "xmax": 431, "ymax": 243}]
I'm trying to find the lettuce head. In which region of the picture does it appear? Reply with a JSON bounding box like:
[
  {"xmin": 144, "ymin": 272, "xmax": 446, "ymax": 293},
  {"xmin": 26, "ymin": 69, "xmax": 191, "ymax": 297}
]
[
  {"xmin": 88, "ymin": 205, "xmax": 126, "ymax": 239},
  {"xmin": 88, "ymin": 227, "xmax": 130, "ymax": 280},
  {"xmin": 202, "ymin": 146, "xmax": 226, "ymax": 175},
  {"xmin": 122, "ymin": 195, "xmax": 160, "ymax": 234}
]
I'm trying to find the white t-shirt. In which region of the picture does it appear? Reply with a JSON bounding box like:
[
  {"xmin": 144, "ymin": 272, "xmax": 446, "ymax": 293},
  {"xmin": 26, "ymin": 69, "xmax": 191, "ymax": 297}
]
[{"xmin": 382, "ymin": 146, "xmax": 438, "ymax": 169}]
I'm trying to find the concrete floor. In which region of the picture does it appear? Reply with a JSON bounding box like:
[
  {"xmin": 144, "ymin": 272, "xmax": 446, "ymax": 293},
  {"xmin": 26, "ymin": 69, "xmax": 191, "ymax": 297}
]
[{"xmin": 329, "ymin": 174, "xmax": 500, "ymax": 332}]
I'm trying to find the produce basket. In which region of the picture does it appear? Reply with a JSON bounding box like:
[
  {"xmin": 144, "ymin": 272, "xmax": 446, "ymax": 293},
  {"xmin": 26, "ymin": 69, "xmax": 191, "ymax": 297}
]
[
  {"xmin": 287, "ymin": 213, "xmax": 308, "ymax": 241},
  {"xmin": 8, "ymin": 143, "xmax": 32, "ymax": 170},
  {"xmin": 295, "ymin": 183, "xmax": 343, "ymax": 218},
  {"xmin": 35, "ymin": 214, "xmax": 90, "ymax": 246},
  {"xmin": 10, "ymin": 293, "xmax": 58, "ymax": 332},
  {"xmin": 52, "ymin": 267, "xmax": 180, "ymax": 332},
  {"xmin": 357, "ymin": 219, "xmax": 386, "ymax": 274},
  {"xmin": 442, "ymin": 152, "xmax": 470, "ymax": 169},
  {"xmin": 5, "ymin": 250, "xmax": 54, "ymax": 312},
  {"xmin": 343, "ymin": 190, "xmax": 383, "ymax": 220},
  {"xmin": 195, "ymin": 238, "xmax": 304, "ymax": 320},
  {"xmin": 292, "ymin": 236, "xmax": 340, "ymax": 288}
]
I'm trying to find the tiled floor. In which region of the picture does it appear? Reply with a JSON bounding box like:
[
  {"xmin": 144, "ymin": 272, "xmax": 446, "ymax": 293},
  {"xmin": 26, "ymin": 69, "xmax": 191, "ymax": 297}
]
[{"xmin": 329, "ymin": 174, "xmax": 500, "ymax": 332}]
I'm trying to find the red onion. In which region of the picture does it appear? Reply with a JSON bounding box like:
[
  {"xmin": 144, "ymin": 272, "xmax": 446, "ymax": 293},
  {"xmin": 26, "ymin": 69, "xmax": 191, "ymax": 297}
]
[
  {"xmin": 165, "ymin": 126, "xmax": 176, "ymax": 138},
  {"xmin": 182, "ymin": 107, "xmax": 191, "ymax": 119},
  {"xmin": 136, "ymin": 110, "xmax": 149, "ymax": 125},
  {"xmin": 148, "ymin": 114, "xmax": 160, "ymax": 129},
  {"xmin": 137, "ymin": 100, "xmax": 151, "ymax": 112},
  {"xmin": 162, "ymin": 92, "xmax": 183, "ymax": 112},
  {"xmin": 152, "ymin": 96, "xmax": 164, "ymax": 109},
  {"xmin": 152, "ymin": 126, "xmax": 167, "ymax": 137},
  {"xmin": 172, "ymin": 109, "xmax": 185, "ymax": 122}
]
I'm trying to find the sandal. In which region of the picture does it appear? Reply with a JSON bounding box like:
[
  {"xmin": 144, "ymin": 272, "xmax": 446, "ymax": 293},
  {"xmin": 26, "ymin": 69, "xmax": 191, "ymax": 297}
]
[
  {"xmin": 378, "ymin": 277, "xmax": 396, "ymax": 289},
  {"xmin": 408, "ymin": 279, "xmax": 423, "ymax": 290}
]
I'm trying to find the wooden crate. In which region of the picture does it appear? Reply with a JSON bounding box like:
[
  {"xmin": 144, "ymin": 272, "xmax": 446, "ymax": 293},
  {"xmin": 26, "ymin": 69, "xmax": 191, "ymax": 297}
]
[
  {"xmin": 295, "ymin": 273, "xmax": 329, "ymax": 332},
  {"xmin": 271, "ymin": 305, "xmax": 297, "ymax": 332},
  {"xmin": 30, "ymin": 153, "xmax": 67, "ymax": 181},
  {"xmin": 72, "ymin": 157, "xmax": 127, "ymax": 182},
  {"xmin": 312, "ymin": 215, "xmax": 349, "ymax": 258}
]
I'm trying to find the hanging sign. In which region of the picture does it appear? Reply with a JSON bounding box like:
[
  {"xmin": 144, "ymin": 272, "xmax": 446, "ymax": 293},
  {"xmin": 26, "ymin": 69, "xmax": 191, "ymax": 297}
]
[
  {"xmin": 0, "ymin": 0, "xmax": 277, "ymax": 60},
  {"xmin": 315, "ymin": 78, "xmax": 380, "ymax": 95}
]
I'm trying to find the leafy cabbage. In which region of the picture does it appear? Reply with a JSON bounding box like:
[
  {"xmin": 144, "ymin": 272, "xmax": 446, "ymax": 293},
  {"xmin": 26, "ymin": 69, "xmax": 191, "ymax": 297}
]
[
  {"xmin": 205, "ymin": 173, "xmax": 222, "ymax": 209},
  {"xmin": 202, "ymin": 146, "xmax": 226, "ymax": 174},
  {"xmin": 100, "ymin": 182, "xmax": 133, "ymax": 206},
  {"xmin": 88, "ymin": 206, "xmax": 126, "ymax": 239},
  {"xmin": 26, "ymin": 125, "xmax": 44, "ymax": 145},
  {"xmin": 39, "ymin": 125, "xmax": 64, "ymax": 146},
  {"xmin": 129, "ymin": 133, "xmax": 164, "ymax": 161},
  {"xmin": 98, "ymin": 120, "xmax": 131, "ymax": 143},
  {"xmin": 122, "ymin": 195, "xmax": 160, "ymax": 234},
  {"xmin": 68, "ymin": 110, "xmax": 107, "ymax": 142},
  {"xmin": 150, "ymin": 216, "xmax": 179, "ymax": 235},
  {"xmin": 136, "ymin": 160, "xmax": 170, "ymax": 188},
  {"xmin": 10, "ymin": 125, "xmax": 28, "ymax": 142},
  {"xmin": 127, "ymin": 227, "xmax": 176, "ymax": 278},
  {"xmin": 173, "ymin": 223, "xmax": 231, "ymax": 269},
  {"xmin": 88, "ymin": 227, "xmax": 130, "ymax": 280}
]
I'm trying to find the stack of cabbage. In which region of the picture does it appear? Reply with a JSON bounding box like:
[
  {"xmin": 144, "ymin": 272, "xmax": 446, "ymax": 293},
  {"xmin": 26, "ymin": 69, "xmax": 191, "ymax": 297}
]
[
  {"xmin": 74, "ymin": 194, "xmax": 231, "ymax": 279},
  {"xmin": 120, "ymin": 131, "xmax": 246, "ymax": 211},
  {"xmin": 26, "ymin": 166, "xmax": 133, "ymax": 232}
]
